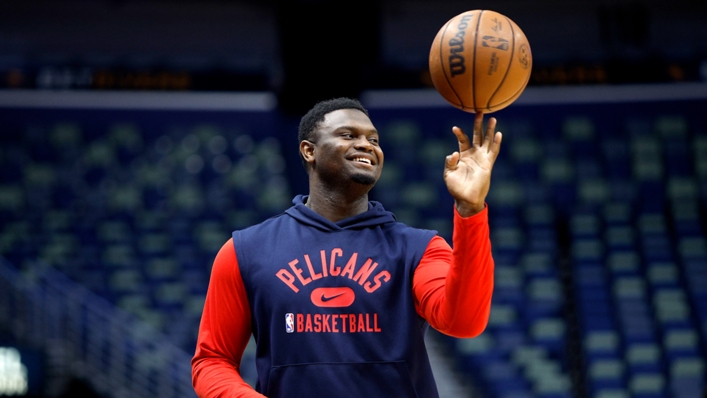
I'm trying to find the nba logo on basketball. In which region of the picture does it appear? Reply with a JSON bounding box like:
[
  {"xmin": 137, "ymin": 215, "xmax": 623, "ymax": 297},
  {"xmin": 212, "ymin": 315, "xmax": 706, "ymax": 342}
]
[{"xmin": 285, "ymin": 313, "xmax": 294, "ymax": 333}]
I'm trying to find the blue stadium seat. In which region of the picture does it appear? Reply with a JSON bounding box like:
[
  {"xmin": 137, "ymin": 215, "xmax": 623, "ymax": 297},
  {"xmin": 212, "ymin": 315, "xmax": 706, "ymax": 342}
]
[{"xmin": 587, "ymin": 358, "xmax": 626, "ymax": 394}]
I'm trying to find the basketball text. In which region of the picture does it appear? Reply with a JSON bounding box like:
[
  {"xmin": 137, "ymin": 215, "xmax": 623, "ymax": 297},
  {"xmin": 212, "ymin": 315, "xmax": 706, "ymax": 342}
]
[{"xmin": 292, "ymin": 313, "xmax": 382, "ymax": 333}]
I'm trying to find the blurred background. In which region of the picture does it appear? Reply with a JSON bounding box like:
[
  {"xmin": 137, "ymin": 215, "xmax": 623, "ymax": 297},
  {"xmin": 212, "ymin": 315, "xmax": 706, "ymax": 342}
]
[{"xmin": 0, "ymin": 0, "xmax": 706, "ymax": 397}]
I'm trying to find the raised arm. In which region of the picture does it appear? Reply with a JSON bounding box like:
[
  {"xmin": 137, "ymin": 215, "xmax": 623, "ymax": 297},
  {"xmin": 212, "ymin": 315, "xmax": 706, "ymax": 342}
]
[
  {"xmin": 413, "ymin": 206, "xmax": 494, "ymax": 338},
  {"xmin": 413, "ymin": 113, "xmax": 500, "ymax": 337}
]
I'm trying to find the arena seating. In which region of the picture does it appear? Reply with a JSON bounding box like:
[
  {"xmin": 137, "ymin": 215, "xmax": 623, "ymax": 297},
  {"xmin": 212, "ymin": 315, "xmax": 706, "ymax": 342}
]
[{"xmin": 0, "ymin": 107, "xmax": 289, "ymax": 388}]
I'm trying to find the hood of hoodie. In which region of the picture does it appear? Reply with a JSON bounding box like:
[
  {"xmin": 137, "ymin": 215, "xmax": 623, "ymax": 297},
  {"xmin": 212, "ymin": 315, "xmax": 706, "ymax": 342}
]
[{"xmin": 285, "ymin": 194, "xmax": 396, "ymax": 231}]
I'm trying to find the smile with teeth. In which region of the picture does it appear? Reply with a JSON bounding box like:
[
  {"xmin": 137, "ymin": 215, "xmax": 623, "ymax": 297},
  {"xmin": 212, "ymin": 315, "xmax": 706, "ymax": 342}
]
[{"xmin": 352, "ymin": 157, "xmax": 372, "ymax": 165}]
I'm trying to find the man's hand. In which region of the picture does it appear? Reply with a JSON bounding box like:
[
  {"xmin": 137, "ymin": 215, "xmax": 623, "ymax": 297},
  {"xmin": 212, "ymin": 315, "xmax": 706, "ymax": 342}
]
[{"xmin": 443, "ymin": 112, "xmax": 503, "ymax": 217}]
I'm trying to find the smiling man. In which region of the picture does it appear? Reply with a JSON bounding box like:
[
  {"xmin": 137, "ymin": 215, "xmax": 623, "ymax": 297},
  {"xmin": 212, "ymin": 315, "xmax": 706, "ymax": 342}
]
[{"xmin": 192, "ymin": 97, "xmax": 502, "ymax": 398}]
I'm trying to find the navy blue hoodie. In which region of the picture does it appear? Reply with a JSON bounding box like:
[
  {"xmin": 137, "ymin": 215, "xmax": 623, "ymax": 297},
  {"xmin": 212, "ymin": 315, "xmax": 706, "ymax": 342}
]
[{"xmin": 233, "ymin": 195, "xmax": 439, "ymax": 397}]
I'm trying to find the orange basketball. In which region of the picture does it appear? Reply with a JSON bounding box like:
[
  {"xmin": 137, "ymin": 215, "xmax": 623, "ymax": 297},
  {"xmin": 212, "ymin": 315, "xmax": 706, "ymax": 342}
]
[{"xmin": 429, "ymin": 10, "xmax": 532, "ymax": 113}]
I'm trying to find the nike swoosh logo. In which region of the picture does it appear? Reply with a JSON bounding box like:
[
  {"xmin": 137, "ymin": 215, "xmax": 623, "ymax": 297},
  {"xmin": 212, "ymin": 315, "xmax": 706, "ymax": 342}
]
[
  {"xmin": 321, "ymin": 292, "xmax": 345, "ymax": 302},
  {"xmin": 310, "ymin": 287, "xmax": 355, "ymax": 308}
]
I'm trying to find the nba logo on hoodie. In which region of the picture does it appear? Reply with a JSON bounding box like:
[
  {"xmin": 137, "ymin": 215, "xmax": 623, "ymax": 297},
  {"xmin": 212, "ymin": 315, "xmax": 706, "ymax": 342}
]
[{"xmin": 285, "ymin": 313, "xmax": 294, "ymax": 333}]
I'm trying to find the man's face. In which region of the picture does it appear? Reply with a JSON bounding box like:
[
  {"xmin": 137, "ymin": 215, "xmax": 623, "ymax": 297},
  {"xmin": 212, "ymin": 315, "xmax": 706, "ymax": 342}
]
[{"xmin": 307, "ymin": 109, "xmax": 384, "ymax": 186}]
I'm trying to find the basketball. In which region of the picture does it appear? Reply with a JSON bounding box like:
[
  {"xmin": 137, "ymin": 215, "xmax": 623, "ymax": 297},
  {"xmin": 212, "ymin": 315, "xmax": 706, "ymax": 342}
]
[{"xmin": 428, "ymin": 10, "xmax": 532, "ymax": 113}]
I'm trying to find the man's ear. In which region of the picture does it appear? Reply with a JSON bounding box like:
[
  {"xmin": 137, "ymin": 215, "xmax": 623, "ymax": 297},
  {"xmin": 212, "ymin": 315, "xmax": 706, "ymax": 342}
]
[{"xmin": 300, "ymin": 140, "xmax": 315, "ymax": 165}]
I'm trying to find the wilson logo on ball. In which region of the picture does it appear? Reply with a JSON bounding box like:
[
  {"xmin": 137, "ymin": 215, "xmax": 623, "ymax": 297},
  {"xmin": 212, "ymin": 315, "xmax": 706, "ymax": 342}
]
[{"xmin": 447, "ymin": 13, "xmax": 473, "ymax": 77}]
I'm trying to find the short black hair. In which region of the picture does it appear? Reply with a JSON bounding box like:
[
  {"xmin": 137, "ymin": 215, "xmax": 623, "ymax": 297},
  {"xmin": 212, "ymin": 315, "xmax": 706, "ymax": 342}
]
[{"xmin": 297, "ymin": 97, "xmax": 369, "ymax": 169}]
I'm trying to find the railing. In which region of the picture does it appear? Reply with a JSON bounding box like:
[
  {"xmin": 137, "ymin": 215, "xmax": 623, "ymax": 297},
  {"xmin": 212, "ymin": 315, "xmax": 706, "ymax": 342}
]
[{"xmin": 0, "ymin": 258, "xmax": 196, "ymax": 398}]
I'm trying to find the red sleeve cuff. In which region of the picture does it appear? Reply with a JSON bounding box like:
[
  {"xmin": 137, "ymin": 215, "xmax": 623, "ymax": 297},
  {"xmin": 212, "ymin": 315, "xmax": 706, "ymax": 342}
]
[{"xmin": 454, "ymin": 203, "xmax": 489, "ymax": 224}]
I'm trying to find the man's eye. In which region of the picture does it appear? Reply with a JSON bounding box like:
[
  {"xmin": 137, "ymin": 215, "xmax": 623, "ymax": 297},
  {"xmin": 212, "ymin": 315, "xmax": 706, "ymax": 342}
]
[
  {"xmin": 342, "ymin": 133, "xmax": 354, "ymax": 139},
  {"xmin": 369, "ymin": 138, "xmax": 379, "ymax": 144}
]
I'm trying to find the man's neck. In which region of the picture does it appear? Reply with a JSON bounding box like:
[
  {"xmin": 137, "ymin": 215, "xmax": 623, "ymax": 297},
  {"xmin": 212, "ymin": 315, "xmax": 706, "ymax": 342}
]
[{"xmin": 305, "ymin": 186, "xmax": 370, "ymax": 223}]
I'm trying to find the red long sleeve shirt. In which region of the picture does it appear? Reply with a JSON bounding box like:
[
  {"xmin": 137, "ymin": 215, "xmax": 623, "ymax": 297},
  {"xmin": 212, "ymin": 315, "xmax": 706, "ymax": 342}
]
[{"xmin": 192, "ymin": 206, "xmax": 494, "ymax": 397}]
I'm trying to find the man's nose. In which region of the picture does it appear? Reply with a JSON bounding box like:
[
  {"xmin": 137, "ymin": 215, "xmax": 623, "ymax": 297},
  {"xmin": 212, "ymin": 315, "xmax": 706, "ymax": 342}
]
[{"xmin": 354, "ymin": 136, "xmax": 373, "ymax": 151}]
